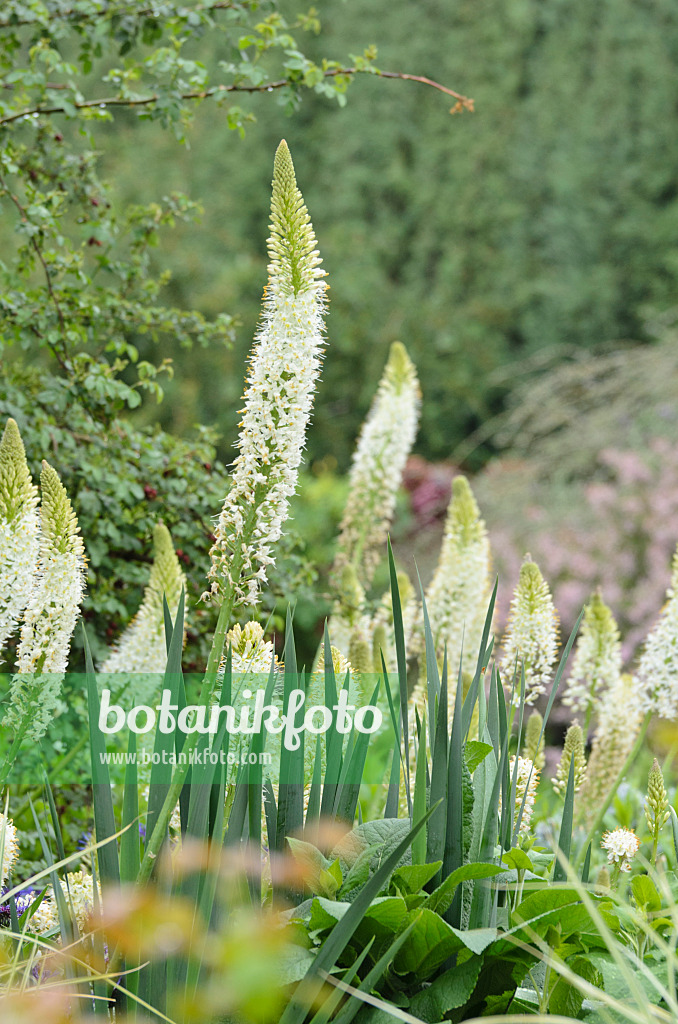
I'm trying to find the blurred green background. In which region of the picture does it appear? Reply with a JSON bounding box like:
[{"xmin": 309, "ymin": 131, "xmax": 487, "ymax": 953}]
[{"xmin": 101, "ymin": 0, "xmax": 678, "ymax": 467}]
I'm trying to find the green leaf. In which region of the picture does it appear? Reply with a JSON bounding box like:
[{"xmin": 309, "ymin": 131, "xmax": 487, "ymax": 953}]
[
  {"xmin": 393, "ymin": 907, "xmax": 464, "ymax": 976},
  {"xmin": 502, "ymin": 848, "xmax": 533, "ymax": 872},
  {"xmin": 409, "ymin": 956, "xmax": 483, "ymax": 1022},
  {"xmin": 465, "ymin": 740, "xmax": 493, "ymax": 774},
  {"xmin": 390, "ymin": 862, "xmax": 442, "ymax": 896},
  {"xmin": 631, "ymin": 874, "xmax": 661, "ymax": 913},
  {"xmin": 279, "ymin": 806, "xmax": 435, "ymax": 1024},
  {"xmin": 332, "ymin": 818, "xmax": 411, "ymax": 872},
  {"xmin": 426, "ymin": 862, "xmax": 506, "ymax": 916},
  {"xmin": 338, "ymin": 844, "xmax": 380, "ymax": 901},
  {"xmin": 412, "ymin": 709, "xmax": 427, "ymax": 865},
  {"xmin": 553, "ymin": 755, "xmax": 575, "ymax": 883},
  {"xmin": 287, "ymin": 837, "xmax": 331, "ymax": 893},
  {"xmin": 276, "ymin": 947, "xmax": 317, "ymax": 986},
  {"xmin": 451, "ymin": 926, "xmax": 497, "ymax": 954},
  {"xmin": 83, "ymin": 625, "xmax": 120, "ymax": 887},
  {"xmin": 388, "ymin": 537, "xmax": 411, "ymax": 814}
]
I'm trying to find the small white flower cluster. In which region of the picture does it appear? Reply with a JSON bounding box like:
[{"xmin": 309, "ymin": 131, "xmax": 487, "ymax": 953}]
[
  {"xmin": 206, "ymin": 141, "xmax": 326, "ymax": 611},
  {"xmin": 226, "ymin": 621, "xmax": 277, "ymax": 676},
  {"xmin": 501, "ymin": 557, "xmax": 559, "ymax": 705},
  {"xmin": 0, "ymin": 419, "xmax": 40, "ymax": 661},
  {"xmin": 508, "ymin": 755, "xmax": 539, "ymax": 838},
  {"xmin": 29, "ymin": 870, "xmax": 102, "ymax": 936},
  {"xmin": 563, "ymin": 591, "xmax": 622, "ymax": 718},
  {"xmin": 101, "ymin": 522, "xmax": 186, "ymax": 703},
  {"xmin": 637, "ymin": 547, "xmax": 678, "ymax": 719},
  {"xmin": 601, "ymin": 827, "xmax": 640, "ymax": 872},
  {"xmin": 0, "ymin": 815, "xmax": 19, "ymax": 887},
  {"xmin": 333, "ymin": 342, "xmax": 420, "ymax": 590}
]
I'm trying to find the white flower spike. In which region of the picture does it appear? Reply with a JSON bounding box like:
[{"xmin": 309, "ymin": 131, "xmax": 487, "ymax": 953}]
[
  {"xmin": 206, "ymin": 140, "xmax": 327, "ymax": 612},
  {"xmin": 500, "ymin": 556, "xmax": 559, "ymax": 705},
  {"xmin": 101, "ymin": 522, "xmax": 186, "ymax": 702},
  {"xmin": 417, "ymin": 474, "xmax": 491, "ymax": 672},
  {"xmin": 637, "ymin": 546, "xmax": 678, "ymax": 719},
  {"xmin": 333, "ymin": 341, "xmax": 420, "ymax": 590},
  {"xmin": 0, "ymin": 418, "xmax": 40, "ymax": 662},
  {"xmin": 4, "ymin": 461, "xmax": 86, "ymax": 742},
  {"xmin": 563, "ymin": 591, "xmax": 622, "ymax": 721}
]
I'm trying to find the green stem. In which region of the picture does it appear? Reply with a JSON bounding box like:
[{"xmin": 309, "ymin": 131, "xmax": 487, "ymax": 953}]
[
  {"xmin": 0, "ymin": 727, "xmax": 28, "ymax": 789},
  {"xmin": 576, "ymin": 711, "xmax": 651, "ymax": 868}
]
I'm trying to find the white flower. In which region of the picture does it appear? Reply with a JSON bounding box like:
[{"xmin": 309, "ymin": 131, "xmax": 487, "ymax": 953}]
[
  {"xmin": 26, "ymin": 870, "xmax": 102, "ymax": 938},
  {"xmin": 60, "ymin": 870, "xmax": 101, "ymax": 934},
  {"xmin": 225, "ymin": 621, "xmax": 277, "ymax": 675},
  {"xmin": 26, "ymin": 894, "xmax": 59, "ymax": 935},
  {"xmin": 0, "ymin": 815, "xmax": 19, "ymax": 886},
  {"xmin": 500, "ymin": 556, "xmax": 559, "ymax": 705},
  {"xmin": 0, "ymin": 419, "xmax": 40, "ymax": 662},
  {"xmin": 508, "ymin": 756, "xmax": 539, "ymax": 838},
  {"xmin": 563, "ymin": 591, "xmax": 622, "ymax": 718},
  {"xmin": 100, "ymin": 522, "xmax": 186, "ymax": 703},
  {"xmin": 602, "ymin": 827, "xmax": 640, "ymax": 872},
  {"xmin": 551, "ymin": 724, "xmax": 587, "ymax": 796},
  {"xmin": 4, "ymin": 462, "xmax": 86, "ymax": 742},
  {"xmin": 333, "ymin": 342, "xmax": 420, "ymax": 590},
  {"xmin": 637, "ymin": 546, "xmax": 678, "ymax": 718},
  {"xmin": 205, "ymin": 141, "xmax": 327, "ymax": 611},
  {"xmin": 411, "ymin": 475, "xmax": 491, "ymax": 721}
]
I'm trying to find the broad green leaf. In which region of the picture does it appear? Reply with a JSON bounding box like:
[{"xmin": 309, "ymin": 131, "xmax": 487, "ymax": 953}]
[
  {"xmin": 393, "ymin": 908, "xmax": 464, "ymax": 976},
  {"xmin": 464, "ymin": 740, "xmax": 493, "ymax": 774},
  {"xmin": 391, "ymin": 862, "xmax": 442, "ymax": 896},
  {"xmin": 502, "ymin": 848, "xmax": 533, "ymax": 872},
  {"xmin": 275, "ymin": 947, "xmax": 317, "ymax": 986},
  {"xmin": 425, "ymin": 862, "xmax": 505, "ymax": 916},
  {"xmin": 631, "ymin": 874, "xmax": 661, "ymax": 913},
  {"xmin": 409, "ymin": 956, "xmax": 483, "ymax": 1022},
  {"xmin": 280, "ymin": 809, "xmax": 435, "ymax": 1024}
]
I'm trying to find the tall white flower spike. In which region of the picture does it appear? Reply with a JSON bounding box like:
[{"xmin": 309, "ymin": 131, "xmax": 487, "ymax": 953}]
[
  {"xmin": 500, "ymin": 556, "xmax": 559, "ymax": 705},
  {"xmin": 0, "ymin": 419, "xmax": 39, "ymax": 662},
  {"xmin": 637, "ymin": 546, "xmax": 678, "ymax": 719},
  {"xmin": 100, "ymin": 522, "xmax": 186, "ymax": 700},
  {"xmin": 4, "ymin": 461, "xmax": 86, "ymax": 742},
  {"xmin": 333, "ymin": 341, "xmax": 420, "ymax": 590},
  {"xmin": 206, "ymin": 140, "xmax": 327, "ymax": 612}
]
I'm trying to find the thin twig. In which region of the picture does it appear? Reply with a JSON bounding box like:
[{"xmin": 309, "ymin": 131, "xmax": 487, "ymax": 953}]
[{"xmin": 0, "ymin": 67, "xmax": 473, "ymax": 127}]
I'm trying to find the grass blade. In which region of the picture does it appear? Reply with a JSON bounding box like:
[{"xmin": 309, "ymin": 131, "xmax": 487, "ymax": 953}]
[{"xmin": 83, "ymin": 624, "xmax": 120, "ymax": 887}]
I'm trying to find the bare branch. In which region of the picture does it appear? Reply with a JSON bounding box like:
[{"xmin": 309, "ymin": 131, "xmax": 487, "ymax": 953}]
[{"xmin": 0, "ymin": 67, "xmax": 473, "ymax": 127}]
